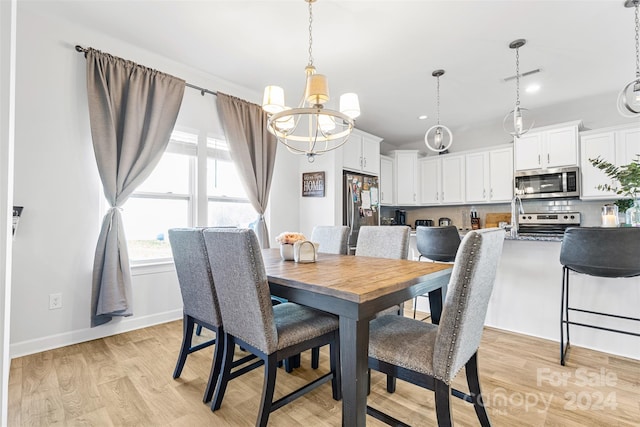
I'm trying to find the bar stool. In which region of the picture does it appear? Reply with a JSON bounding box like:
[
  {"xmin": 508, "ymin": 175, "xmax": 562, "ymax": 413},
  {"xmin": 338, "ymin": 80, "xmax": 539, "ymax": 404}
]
[
  {"xmin": 559, "ymin": 226, "xmax": 640, "ymax": 365},
  {"xmin": 414, "ymin": 225, "xmax": 461, "ymax": 320}
]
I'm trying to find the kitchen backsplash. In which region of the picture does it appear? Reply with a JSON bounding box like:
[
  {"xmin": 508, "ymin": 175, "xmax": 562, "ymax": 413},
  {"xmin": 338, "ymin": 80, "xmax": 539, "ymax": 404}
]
[{"xmin": 381, "ymin": 198, "xmax": 616, "ymax": 229}]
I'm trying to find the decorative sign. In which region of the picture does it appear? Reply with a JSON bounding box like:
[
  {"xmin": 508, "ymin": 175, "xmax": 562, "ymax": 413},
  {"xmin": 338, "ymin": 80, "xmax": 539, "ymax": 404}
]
[{"xmin": 302, "ymin": 171, "xmax": 325, "ymax": 197}]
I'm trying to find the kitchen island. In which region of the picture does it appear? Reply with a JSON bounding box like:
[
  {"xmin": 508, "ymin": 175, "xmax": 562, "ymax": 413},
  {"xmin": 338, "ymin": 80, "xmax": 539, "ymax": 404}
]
[{"xmin": 411, "ymin": 233, "xmax": 640, "ymax": 360}]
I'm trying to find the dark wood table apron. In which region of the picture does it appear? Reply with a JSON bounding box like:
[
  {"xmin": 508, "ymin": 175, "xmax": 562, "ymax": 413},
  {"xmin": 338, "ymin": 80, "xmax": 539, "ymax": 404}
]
[{"xmin": 263, "ymin": 249, "xmax": 453, "ymax": 427}]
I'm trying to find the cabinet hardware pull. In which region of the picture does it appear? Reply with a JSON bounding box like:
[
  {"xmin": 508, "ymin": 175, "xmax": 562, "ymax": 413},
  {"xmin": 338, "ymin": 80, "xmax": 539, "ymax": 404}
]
[
  {"xmin": 547, "ymin": 153, "xmax": 550, "ymax": 163},
  {"xmin": 436, "ymin": 192, "xmax": 438, "ymax": 201},
  {"xmin": 413, "ymin": 193, "xmax": 416, "ymax": 201},
  {"xmin": 364, "ymin": 158, "xmax": 367, "ymax": 168},
  {"xmin": 538, "ymin": 154, "xmax": 541, "ymax": 165},
  {"xmin": 483, "ymin": 189, "xmax": 486, "ymax": 198}
]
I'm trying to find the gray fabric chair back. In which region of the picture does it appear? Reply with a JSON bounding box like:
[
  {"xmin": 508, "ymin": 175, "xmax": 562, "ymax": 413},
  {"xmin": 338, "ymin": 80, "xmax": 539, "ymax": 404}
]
[
  {"xmin": 560, "ymin": 227, "xmax": 640, "ymax": 278},
  {"xmin": 168, "ymin": 228, "xmax": 222, "ymax": 328},
  {"xmin": 202, "ymin": 228, "xmax": 278, "ymax": 354},
  {"xmin": 416, "ymin": 225, "xmax": 461, "ymax": 262},
  {"xmin": 311, "ymin": 225, "xmax": 350, "ymax": 255},
  {"xmin": 355, "ymin": 226, "xmax": 410, "ymax": 259},
  {"xmin": 433, "ymin": 228, "xmax": 505, "ymax": 382}
]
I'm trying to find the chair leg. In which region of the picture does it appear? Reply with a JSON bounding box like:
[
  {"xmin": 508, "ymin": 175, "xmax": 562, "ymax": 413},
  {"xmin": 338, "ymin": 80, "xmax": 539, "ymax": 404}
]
[
  {"xmin": 329, "ymin": 331, "xmax": 341, "ymax": 401},
  {"xmin": 434, "ymin": 379, "xmax": 453, "ymax": 427},
  {"xmin": 211, "ymin": 333, "xmax": 236, "ymax": 411},
  {"xmin": 203, "ymin": 327, "xmax": 224, "ymax": 403},
  {"xmin": 173, "ymin": 314, "xmax": 194, "ymax": 379},
  {"xmin": 367, "ymin": 369, "xmax": 371, "ymax": 396},
  {"xmin": 413, "ymin": 296, "xmax": 418, "ymax": 319},
  {"xmin": 195, "ymin": 323, "xmax": 203, "ymax": 336},
  {"xmin": 311, "ymin": 346, "xmax": 320, "ymax": 369},
  {"xmin": 465, "ymin": 352, "xmax": 491, "ymax": 427},
  {"xmin": 560, "ymin": 266, "xmax": 571, "ymax": 366},
  {"xmin": 386, "ymin": 375, "xmax": 396, "ymax": 393},
  {"xmin": 257, "ymin": 353, "xmax": 278, "ymax": 427}
]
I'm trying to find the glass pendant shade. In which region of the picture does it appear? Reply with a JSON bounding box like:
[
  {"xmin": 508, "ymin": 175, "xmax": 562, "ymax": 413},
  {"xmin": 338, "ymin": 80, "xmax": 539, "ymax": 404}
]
[{"xmin": 617, "ymin": 0, "xmax": 640, "ymax": 116}]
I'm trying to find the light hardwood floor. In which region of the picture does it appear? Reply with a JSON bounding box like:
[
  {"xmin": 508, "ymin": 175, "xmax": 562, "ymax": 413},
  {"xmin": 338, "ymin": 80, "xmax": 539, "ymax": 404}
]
[{"xmin": 8, "ymin": 313, "xmax": 640, "ymax": 426}]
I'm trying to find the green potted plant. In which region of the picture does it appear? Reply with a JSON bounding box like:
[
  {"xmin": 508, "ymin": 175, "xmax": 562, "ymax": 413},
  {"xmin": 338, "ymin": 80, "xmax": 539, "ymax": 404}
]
[{"xmin": 589, "ymin": 155, "xmax": 640, "ymax": 226}]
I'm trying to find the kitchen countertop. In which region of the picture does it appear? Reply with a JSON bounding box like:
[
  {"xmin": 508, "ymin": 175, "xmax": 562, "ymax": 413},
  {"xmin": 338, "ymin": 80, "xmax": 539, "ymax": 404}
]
[{"xmin": 410, "ymin": 228, "xmax": 564, "ymax": 242}]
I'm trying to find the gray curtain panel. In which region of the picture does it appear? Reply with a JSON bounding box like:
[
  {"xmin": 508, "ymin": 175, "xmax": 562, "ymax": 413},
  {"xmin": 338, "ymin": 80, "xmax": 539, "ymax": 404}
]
[
  {"xmin": 85, "ymin": 48, "xmax": 185, "ymax": 326},
  {"xmin": 216, "ymin": 93, "xmax": 277, "ymax": 248}
]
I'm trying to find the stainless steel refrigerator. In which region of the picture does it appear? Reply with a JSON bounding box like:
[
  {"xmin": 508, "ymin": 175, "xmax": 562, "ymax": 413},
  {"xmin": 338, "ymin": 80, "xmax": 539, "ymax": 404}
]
[{"xmin": 343, "ymin": 171, "xmax": 380, "ymax": 253}]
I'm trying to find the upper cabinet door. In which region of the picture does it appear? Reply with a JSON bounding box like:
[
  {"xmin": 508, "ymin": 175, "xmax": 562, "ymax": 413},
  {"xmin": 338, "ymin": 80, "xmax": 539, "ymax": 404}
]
[
  {"xmin": 581, "ymin": 132, "xmax": 617, "ymax": 199},
  {"xmin": 379, "ymin": 156, "xmax": 393, "ymax": 205},
  {"xmin": 342, "ymin": 133, "xmax": 364, "ymax": 172},
  {"xmin": 465, "ymin": 152, "xmax": 488, "ymax": 203},
  {"xmin": 488, "ymin": 147, "xmax": 513, "ymax": 202},
  {"xmin": 394, "ymin": 151, "xmax": 419, "ymax": 205},
  {"xmin": 361, "ymin": 136, "xmax": 381, "ymax": 175},
  {"xmin": 342, "ymin": 129, "xmax": 382, "ymax": 175},
  {"xmin": 546, "ymin": 126, "xmax": 578, "ymax": 168},
  {"xmin": 419, "ymin": 157, "xmax": 441, "ymax": 205},
  {"xmin": 514, "ymin": 133, "xmax": 543, "ymax": 170},
  {"xmin": 441, "ymin": 155, "xmax": 465, "ymax": 204},
  {"xmin": 616, "ymin": 127, "xmax": 640, "ymax": 166}
]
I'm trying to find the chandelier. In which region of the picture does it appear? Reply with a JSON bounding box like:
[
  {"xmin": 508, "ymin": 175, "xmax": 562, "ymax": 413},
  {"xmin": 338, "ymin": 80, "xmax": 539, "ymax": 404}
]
[
  {"xmin": 504, "ymin": 39, "xmax": 534, "ymax": 138},
  {"xmin": 424, "ymin": 69, "xmax": 453, "ymax": 153},
  {"xmin": 262, "ymin": 0, "xmax": 360, "ymax": 163},
  {"xmin": 618, "ymin": 0, "xmax": 640, "ymax": 117}
]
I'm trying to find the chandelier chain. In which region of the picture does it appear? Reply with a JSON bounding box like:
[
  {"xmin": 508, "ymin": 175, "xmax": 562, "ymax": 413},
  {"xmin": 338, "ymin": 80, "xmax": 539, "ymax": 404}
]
[
  {"xmin": 308, "ymin": 0, "xmax": 314, "ymax": 66},
  {"xmin": 635, "ymin": 2, "xmax": 639, "ymax": 77},
  {"xmin": 515, "ymin": 47, "xmax": 521, "ymax": 107}
]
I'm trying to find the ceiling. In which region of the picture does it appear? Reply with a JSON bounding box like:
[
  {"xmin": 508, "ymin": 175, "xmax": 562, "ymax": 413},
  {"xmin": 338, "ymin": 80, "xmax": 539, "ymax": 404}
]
[{"xmin": 23, "ymin": 0, "xmax": 638, "ymax": 146}]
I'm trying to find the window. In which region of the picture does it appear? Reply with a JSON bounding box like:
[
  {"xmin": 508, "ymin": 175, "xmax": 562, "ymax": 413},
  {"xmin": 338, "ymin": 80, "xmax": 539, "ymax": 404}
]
[{"xmin": 122, "ymin": 130, "xmax": 256, "ymax": 263}]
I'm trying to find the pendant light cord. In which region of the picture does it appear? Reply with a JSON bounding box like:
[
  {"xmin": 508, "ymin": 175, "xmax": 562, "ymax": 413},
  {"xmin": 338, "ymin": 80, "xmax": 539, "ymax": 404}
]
[
  {"xmin": 436, "ymin": 74, "xmax": 441, "ymax": 125},
  {"xmin": 635, "ymin": 2, "xmax": 639, "ymax": 78},
  {"xmin": 515, "ymin": 47, "xmax": 521, "ymax": 107}
]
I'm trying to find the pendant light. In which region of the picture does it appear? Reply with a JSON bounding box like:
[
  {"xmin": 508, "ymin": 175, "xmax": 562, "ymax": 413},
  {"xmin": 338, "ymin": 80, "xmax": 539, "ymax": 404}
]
[
  {"xmin": 262, "ymin": 0, "xmax": 360, "ymax": 163},
  {"xmin": 424, "ymin": 69, "xmax": 453, "ymax": 153},
  {"xmin": 618, "ymin": 0, "xmax": 640, "ymax": 117},
  {"xmin": 503, "ymin": 39, "xmax": 534, "ymax": 138}
]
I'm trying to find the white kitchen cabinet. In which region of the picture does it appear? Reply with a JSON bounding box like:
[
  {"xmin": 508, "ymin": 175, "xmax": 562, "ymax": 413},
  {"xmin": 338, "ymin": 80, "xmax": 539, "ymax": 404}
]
[
  {"xmin": 441, "ymin": 155, "xmax": 465, "ymax": 204},
  {"xmin": 379, "ymin": 155, "xmax": 393, "ymax": 205},
  {"xmin": 342, "ymin": 128, "xmax": 382, "ymax": 176},
  {"xmin": 580, "ymin": 124, "xmax": 640, "ymax": 199},
  {"xmin": 392, "ymin": 150, "xmax": 420, "ymax": 205},
  {"xmin": 465, "ymin": 146, "xmax": 513, "ymax": 203},
  {"xmin": 419, "ymin": 157, "xmax": 440, "ymax": 205},
  {"xmin": 514, "ymin": 121, "xmax": 581, "ymax": 171},
  {"xmin": 418, "ymin": 154, "xmax": 465, "ymax": 205}
]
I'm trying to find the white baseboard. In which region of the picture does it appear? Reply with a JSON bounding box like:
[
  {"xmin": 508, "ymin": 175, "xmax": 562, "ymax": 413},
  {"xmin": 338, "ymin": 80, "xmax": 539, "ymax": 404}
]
[{"xmin": 10, "ymin": 309, "xmax": 183, "ymax": 359}]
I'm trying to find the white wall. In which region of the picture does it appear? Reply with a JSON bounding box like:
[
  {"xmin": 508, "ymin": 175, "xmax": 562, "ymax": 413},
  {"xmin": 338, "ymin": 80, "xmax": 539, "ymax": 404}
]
[
  {"xmin": 0, "ymin": 0, "xmax": 16, "ymax": 421},
  {"xmin": 10, "ymin": 6, "xmax": 298, "ymax": 357}
]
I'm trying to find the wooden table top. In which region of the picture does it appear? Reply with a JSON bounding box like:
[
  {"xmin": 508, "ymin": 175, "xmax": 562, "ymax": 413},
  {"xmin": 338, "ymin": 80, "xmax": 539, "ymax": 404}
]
[{"xmin": 262, "ymin": 248, "xmax": 452, "ymax": 304}]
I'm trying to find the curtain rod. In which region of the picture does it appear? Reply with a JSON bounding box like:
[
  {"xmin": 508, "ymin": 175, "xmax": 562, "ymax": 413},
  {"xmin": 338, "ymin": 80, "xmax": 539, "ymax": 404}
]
[{"xmin": 74, "ymin": 45, "xmax": 218, "ymax": 97}]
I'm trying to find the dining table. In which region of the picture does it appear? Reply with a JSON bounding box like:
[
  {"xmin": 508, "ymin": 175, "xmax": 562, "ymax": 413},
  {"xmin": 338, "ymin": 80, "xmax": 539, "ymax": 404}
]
[{"xmin": 262, "ymin": 248, "xmax": 453, "ymax": 427}]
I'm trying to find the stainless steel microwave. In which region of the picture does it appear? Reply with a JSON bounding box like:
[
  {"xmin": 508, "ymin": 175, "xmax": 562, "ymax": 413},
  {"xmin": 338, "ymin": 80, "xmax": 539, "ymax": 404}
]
[{"xmin": 514, "ymin": 166, "xmax": 580, "ymax": 200}]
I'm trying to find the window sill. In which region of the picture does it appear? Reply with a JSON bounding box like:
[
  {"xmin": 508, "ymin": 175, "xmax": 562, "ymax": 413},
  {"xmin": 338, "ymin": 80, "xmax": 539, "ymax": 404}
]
[{"xmin": 131, "ymin": 260, "xmax": 175, "ymax": 276}]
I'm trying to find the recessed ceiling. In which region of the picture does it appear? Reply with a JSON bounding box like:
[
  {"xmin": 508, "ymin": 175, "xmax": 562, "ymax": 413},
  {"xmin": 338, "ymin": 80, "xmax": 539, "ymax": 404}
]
[{"xmin": 21, "ymin": 0, "xmax": 637, "ymax": 146}]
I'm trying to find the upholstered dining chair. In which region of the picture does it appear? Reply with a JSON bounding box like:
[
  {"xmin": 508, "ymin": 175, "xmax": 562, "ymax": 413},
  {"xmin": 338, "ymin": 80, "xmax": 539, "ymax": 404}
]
[
  {"xmin": 366, "ymin": 228, "xmax": 505, "ymax": 427},
  {"xmin": 311, "ymin": 225, "xmax": 350, "ymax": 255},
  {"xmin": 202, "ymin": 228, "xmax": 341, "ymax": 427},
  {"xmin": 413, "ymin": 225, "xmax": 461, "ymax": 319},
  {"xmin": 355, "ymin": 225, "xmax": 410, "ymax": 393},
  {"xmin": 168, "ymin": 228, "xmax": 260, "ymax": 404}
]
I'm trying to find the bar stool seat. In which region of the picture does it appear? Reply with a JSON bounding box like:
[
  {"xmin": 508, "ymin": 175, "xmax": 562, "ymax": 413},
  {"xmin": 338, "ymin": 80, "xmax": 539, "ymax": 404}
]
[{"xmin": 559, "ymin": 226, "xmax": 640, "ymax": 365}]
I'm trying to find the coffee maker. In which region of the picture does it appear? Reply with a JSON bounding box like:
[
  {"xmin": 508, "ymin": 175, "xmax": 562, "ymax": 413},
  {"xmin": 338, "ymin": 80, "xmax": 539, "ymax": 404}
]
[{"xmin": 394, "ymin": 209, "xmax": 406, "ymax": 225}]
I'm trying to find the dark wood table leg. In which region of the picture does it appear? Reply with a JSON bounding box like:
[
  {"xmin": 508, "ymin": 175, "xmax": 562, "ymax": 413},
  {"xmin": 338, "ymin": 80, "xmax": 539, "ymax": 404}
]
[{"xmin": 339, "ymin": 315, "xmax": 369, "ymax": 427}]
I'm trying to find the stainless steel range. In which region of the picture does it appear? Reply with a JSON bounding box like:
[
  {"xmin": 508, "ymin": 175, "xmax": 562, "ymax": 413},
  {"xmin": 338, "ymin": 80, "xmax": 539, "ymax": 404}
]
[{"xmin": 517, "ymin": 212, "xmax": 581, "ymax": 235}]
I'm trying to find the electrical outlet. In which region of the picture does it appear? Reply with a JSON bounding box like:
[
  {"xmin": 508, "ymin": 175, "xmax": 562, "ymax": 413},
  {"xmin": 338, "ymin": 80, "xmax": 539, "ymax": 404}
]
[{"xmin": 49, "ymin": 293, "xmax": 62, "ymax": 310}]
